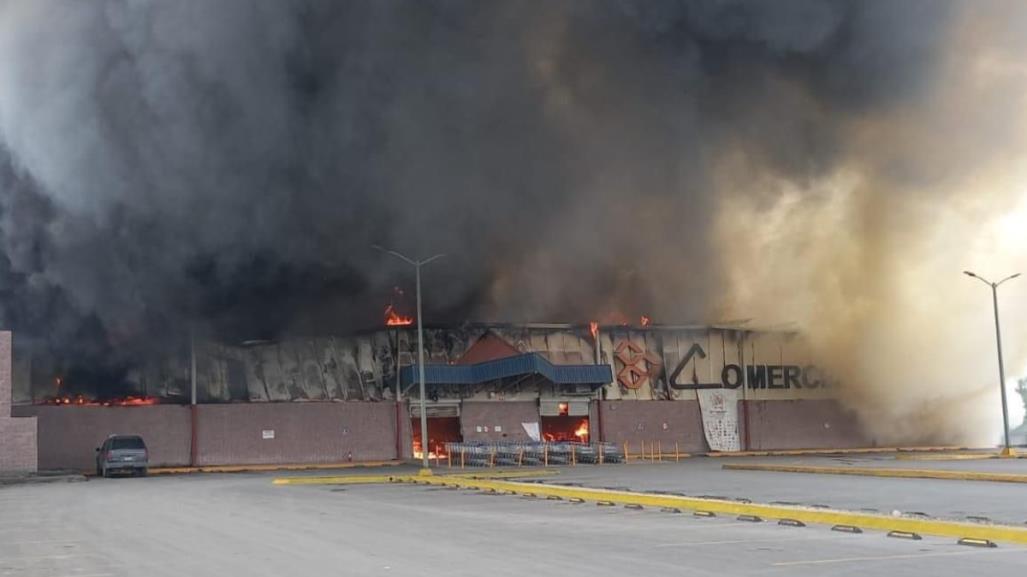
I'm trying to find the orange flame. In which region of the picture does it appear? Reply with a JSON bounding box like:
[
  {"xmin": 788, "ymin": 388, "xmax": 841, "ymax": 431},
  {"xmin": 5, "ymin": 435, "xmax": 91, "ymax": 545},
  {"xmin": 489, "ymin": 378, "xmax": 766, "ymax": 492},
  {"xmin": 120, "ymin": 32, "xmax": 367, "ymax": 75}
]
[
  {"xmin": 589, "ymin": 321, "xmax": 599, "ymax": 342},
  {"xmin": 411, "ymin": 440, "xmax": 446, "ymax": 460},
  {"xmin": 44, "ymin": 395, "xmax": 159, "ymax": 407},
  {"xmin": 574, "ymin": 420, "xmax": 589, "ymax": 442},
  {"xmin": 385, "ymin": 304, "xmax": 414, "ymax": 326},
  {"xmin": 640, "ymin": 315, "xmax": 651, "ymax": 326}
]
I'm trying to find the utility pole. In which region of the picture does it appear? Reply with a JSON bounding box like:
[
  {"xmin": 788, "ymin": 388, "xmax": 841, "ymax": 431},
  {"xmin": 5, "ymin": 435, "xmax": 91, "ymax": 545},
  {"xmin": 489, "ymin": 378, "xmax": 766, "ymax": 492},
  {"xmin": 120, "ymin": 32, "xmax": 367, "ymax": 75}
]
[
  {"xmin": 964, "ymin": 270, "xmax": 1021, "ymax": 457},
  {"xmin": 374, "ymin": 245, "xmax": 445, "ymax": 473},
  {"xmin": 189, "ymin": 327, "xmax": 198, "ymax": 467}
]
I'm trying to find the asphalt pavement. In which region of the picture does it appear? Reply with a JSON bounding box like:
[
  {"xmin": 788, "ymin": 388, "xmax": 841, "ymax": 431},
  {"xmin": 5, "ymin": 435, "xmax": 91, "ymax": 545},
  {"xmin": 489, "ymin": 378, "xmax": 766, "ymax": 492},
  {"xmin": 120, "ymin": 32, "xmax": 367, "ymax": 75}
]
[{"xmin": 2, "ymin": 456, "xmax": 1027, "ymax": 576}]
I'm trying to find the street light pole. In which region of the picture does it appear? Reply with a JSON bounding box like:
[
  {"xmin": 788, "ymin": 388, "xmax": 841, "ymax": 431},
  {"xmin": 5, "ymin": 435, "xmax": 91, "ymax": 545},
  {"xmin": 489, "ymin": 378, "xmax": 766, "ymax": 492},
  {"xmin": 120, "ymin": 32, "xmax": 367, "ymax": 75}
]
[
  {"xmin": 964, "ymin": 270, "xmax": 1021, "ymax": 456},
  {"xmin": 374, "ymin": 245, "xmax": 445, "ymax": 472}
]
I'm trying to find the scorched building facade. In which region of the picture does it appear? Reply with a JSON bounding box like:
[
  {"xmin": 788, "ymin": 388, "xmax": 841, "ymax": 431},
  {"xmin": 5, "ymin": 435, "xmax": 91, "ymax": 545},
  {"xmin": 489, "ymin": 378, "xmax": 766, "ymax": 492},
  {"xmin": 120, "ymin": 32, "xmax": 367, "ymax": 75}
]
[{"xmin": 11, "ymin": 323, "xmax": 869, "ymax": 471}]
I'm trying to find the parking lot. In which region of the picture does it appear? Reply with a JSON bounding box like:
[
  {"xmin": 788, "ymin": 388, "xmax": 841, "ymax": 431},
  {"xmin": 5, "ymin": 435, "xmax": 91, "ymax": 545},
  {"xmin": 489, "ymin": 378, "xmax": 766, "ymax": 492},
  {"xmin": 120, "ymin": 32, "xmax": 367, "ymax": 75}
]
[{"xmin": 3, "ymin": 456, "xmax": 1027, "ymax": 576}]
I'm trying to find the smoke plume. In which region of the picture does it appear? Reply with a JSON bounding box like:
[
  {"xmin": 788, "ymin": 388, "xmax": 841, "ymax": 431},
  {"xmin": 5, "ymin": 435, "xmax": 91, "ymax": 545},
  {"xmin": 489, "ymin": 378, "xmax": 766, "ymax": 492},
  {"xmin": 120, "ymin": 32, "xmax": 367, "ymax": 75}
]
[{"xmin": 0, "ymin": 1, "xmax": 1024, "ymax": 442}]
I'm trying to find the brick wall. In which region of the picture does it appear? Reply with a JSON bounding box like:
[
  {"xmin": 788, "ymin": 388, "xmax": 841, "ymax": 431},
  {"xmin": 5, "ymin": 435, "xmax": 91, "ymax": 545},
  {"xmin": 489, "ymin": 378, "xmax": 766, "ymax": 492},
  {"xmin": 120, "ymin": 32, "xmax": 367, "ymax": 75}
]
[
  {"xmin": 740, "ymin": 399, "xmax": 871, "ymax": 450},
  {"xmin": 597, "ymin": 400, "xmax": 709, "ymax": 454},
  {"xmin": 12, "ymin": 396, "xmax": 874, "ymax": 470},
  {"xmin": 14, "ymin": 402, "xmax": 406, "ymax": 471},
  {"xmin": 195, "ymin": 402, "xmax": 400, "ymax": 466},
  {"xmin": 0, "ymin": 331, "xmax": 38, "ymax": 472},
  {"xmin": 460, "ymin": 401, "xmax": 539, "ymax": 442},
  {"xmin": 14, "ymin": 405, "xmax": 191, "ymax": 471}
]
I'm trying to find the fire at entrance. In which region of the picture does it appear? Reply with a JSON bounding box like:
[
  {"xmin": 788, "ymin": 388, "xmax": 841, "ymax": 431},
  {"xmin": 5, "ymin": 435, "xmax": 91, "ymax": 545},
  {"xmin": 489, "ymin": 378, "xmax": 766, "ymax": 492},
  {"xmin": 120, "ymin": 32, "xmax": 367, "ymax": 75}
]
[
  {"xmin": 411, "ymin": 417, "xmax": 461, "ymax": 459},
  {"xmin": 541, "ymin": 416, "xmax": 589, "ymax": 443}
]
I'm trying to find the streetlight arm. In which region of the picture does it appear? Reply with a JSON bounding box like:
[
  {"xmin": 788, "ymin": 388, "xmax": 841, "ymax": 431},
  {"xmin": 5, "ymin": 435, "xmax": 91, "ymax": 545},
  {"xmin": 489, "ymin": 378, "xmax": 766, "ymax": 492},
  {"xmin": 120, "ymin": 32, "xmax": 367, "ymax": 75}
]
[
  {"xmin": 372, "ymin": 244, "xmax": 418, "ymax": 266},
  {"xmin": 419, "ymin": 253, "xmax": 446, "ymax": 266},
  {"xmin": 997, "ymin": 273, "xmax": 1022, "ymax": 287},
  {"xmin": 964, "ymin": 270, "xmax": 994, "ymax": 287}
]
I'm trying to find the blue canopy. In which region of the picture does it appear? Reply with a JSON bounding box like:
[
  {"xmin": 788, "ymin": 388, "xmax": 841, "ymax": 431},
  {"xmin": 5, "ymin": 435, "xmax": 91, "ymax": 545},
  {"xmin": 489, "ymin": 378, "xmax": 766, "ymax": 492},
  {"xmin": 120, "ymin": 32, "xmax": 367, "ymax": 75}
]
[{"xmin": 399, "ymin": 353, "xmax": 611, "ymax": 387}]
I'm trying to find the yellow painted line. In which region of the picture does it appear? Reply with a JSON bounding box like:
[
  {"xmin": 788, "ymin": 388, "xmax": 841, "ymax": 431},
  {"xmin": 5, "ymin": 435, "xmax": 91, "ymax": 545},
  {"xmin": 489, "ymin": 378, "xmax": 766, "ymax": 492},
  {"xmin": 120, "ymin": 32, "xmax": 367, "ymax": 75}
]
[
  {"xmin": 150, "ymin": 460, "xmax": 402, "ymax": 475},
  {"xmin": 403, "ymin": 477, "xmax": 1027, "ymax": 545},
  {"xmin": 272, "ymin": 472, "xmax": 1027, "ymax": 544},
  {"xmin": 723, "ymin": 463, "xmax": 1027, "ymax": 484},
  {"xmin": 707, "ymin": 446, "xmax": 968, "ymax": 457}
]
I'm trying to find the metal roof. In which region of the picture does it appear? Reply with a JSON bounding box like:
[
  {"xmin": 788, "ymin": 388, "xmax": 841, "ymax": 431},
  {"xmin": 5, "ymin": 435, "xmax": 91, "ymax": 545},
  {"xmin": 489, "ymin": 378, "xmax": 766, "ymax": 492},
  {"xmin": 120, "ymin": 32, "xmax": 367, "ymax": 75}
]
[{"xmin": 399, "ymin": 353, "xmax": 612, "ymax": 387}]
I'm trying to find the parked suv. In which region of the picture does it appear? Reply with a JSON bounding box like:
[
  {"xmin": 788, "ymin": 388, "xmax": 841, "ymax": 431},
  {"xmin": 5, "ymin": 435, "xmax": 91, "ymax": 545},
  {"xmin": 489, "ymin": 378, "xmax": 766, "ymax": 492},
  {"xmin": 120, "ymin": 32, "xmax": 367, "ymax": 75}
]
[{"xmin": 95, "ymin": 435, "xmax": 149, "ymax": 477}]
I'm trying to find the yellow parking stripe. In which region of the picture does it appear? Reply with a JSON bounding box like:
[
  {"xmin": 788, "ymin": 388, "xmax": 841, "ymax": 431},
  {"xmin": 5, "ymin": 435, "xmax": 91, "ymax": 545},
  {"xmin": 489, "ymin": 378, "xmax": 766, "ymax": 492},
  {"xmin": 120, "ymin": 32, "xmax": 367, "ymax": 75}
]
[{"xmin": 273, "ymin": 472, "xmax": 1027, "ymax": 545}]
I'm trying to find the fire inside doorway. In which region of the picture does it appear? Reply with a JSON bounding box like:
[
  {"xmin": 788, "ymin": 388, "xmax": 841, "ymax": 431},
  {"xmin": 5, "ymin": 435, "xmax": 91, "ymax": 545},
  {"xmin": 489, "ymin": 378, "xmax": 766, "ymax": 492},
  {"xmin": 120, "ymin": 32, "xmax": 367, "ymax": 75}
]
[
  {"xmin": 411, "ymin": 416, "xmax": 461, "ymax": 459},
  {"xmin": 540, "ymin": 400, "xmax": 590, "ymax": 443}
]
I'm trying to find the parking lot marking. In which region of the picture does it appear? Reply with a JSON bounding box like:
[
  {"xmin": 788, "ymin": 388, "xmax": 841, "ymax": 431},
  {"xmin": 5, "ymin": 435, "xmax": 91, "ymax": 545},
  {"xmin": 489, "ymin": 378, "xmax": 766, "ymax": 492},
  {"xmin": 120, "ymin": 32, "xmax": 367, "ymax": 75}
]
[{"xmin": 379, "ymin": 475, "xmax": 1027, "ymax": 545}]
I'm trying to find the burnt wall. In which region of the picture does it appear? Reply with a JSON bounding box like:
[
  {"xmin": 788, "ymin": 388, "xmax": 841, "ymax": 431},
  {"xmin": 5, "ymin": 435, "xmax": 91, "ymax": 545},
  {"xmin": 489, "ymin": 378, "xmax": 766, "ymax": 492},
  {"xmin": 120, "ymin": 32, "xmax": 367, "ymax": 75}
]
[
  {"xmin": 597, "ymin": 400, "xmax": 709, "ymax": 454},
  {"xmin": 740, "ymin": 399, "xmax": 871, "ymax": 450},
  {"xmin": 15, "ymin": 405, "xmax": 191, "ymax": 471},
  {"xmin": 460, "ymin": 401, "xmax": 538, "ymax": 442},
  {"xmin": 195, "ymin": 402, "xmax": 399, "ymax": 466}
]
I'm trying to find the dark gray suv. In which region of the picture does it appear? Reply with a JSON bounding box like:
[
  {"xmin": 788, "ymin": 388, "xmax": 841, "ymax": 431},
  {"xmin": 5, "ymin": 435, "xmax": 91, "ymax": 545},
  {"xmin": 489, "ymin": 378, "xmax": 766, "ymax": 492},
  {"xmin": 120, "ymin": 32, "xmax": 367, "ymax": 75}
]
[{"xmin": 95, "ymin": 435, "xmax": 149, "ymax": 477}]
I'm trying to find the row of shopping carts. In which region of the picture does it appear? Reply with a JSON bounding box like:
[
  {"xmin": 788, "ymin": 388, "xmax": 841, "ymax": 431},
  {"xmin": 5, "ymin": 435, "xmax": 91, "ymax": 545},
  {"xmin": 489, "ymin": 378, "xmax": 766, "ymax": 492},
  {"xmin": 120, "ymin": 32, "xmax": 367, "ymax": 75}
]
[{"xmin": 442, "ymin": 441, "xmax": 625, "ymax": 467}]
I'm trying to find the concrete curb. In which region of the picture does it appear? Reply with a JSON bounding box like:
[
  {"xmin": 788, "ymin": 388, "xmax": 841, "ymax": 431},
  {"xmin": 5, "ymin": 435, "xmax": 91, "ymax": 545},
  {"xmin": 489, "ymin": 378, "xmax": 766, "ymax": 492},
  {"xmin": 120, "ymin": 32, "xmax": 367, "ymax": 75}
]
[
  {"xmin": 149, "ymin": 460, "xmax": 404, "ymax": 476},
  {"xmin": 894, "ymin": 453, "xmax": 1000, "ymax": 462},
  {"xmin": 273, "ymin": 473, "xmax": 1027, "ymax": 545},
  {"xmin": 706, "ymin": 446, "xmax": 969, "ymax": 457},
  {"xmin": 722, "ymin": 463, "xmax": 1027, "ymax": 484},
  {"xmin": 0, "ymin": 473, "xmax": 87, "ymax": 486},
  {"xmin": 272, "ymin": 468, "xmax": 559, "ymax": 486}
]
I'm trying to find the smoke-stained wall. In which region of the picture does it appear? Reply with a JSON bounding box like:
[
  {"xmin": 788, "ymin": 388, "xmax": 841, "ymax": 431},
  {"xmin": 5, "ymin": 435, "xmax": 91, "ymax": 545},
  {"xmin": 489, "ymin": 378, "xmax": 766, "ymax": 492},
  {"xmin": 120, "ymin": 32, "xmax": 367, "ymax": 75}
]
[{"xmin": 169, "ymin": 326, "xmax": 828, "ymax": 405}]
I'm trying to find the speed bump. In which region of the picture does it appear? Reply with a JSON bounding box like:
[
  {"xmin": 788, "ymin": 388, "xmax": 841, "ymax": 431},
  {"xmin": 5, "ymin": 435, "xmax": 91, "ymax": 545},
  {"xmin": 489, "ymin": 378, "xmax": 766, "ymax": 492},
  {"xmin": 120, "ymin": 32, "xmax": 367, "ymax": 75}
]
[
  {"xmin": 887, "ymin": 530, "xmax": 922, "ymax": 540},
  {"xmin": 831, "ymin": 525, "xmax": 863, "ymax": 534},
  {"xmin": 958, "ymin": 538, "xmax": 998, "ymax": 548}
]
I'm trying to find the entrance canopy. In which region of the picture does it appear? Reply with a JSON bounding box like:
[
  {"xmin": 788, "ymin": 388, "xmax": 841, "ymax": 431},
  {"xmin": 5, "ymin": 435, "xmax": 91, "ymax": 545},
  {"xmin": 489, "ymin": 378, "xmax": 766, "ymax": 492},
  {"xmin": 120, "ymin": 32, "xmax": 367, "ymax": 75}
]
[{"xmin": 399, "ymin": 353, "xmax": 611, "ymax": 388}]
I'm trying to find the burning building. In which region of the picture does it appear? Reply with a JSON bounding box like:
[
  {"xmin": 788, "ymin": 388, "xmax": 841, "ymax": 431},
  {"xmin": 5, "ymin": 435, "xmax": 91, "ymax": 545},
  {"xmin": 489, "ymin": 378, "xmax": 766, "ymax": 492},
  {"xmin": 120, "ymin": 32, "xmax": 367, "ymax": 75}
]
[
  {"xmin": 11, "ymin": 321, "xmax": 865, "ymax": 471},
  {"xmin": 2, "ymin": 3, "xmax": 1024, "ymax": 471}
]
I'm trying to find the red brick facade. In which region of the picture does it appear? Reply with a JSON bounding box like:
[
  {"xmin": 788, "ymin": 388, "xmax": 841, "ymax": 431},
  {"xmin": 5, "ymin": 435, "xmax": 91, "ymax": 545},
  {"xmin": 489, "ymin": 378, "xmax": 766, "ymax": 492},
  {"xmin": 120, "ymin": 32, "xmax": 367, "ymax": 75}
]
[{"xmin": 0, "ymin": 331, "xmax": 38, "ymax": 472}]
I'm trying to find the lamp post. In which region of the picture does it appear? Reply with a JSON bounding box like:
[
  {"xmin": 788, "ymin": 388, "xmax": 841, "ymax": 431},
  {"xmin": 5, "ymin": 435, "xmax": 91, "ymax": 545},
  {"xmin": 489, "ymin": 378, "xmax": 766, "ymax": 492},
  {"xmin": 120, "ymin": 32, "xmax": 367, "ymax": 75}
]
[
  {"xmin": 964, "ymin": 270, "xmax": 1021, "ymax": 456},
  {"xmin": 374, "ymin": 245, "xmax": 445, "ymax": 472}
]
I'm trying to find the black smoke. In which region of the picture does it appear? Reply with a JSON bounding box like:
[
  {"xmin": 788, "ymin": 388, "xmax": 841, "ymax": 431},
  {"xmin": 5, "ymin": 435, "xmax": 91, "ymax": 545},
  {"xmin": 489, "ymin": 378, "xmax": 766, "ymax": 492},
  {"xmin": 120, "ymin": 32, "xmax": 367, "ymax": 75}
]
[{"xmin": 0, "ymin": 1, "xmax": 976, "ymax": 393}]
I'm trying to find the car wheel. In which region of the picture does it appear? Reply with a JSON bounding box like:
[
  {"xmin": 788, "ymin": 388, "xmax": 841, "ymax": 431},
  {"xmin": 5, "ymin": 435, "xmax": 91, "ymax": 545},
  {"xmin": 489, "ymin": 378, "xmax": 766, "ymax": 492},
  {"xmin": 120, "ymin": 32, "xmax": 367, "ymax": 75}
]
[{"xmin": 138, "ymin": 468, "xmax": 148, "ymax": 477}]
